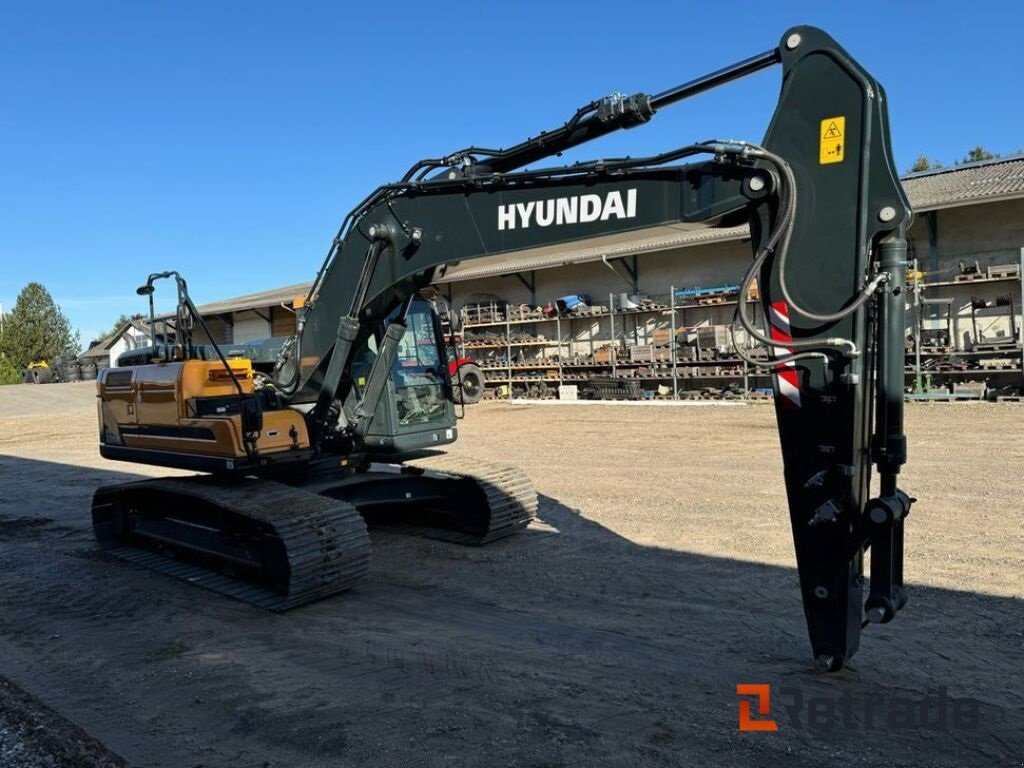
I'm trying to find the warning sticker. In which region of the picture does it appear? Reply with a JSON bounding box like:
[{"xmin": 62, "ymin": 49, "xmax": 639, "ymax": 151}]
[{"xmin": 819, "ymin": 116, "xmax": 845, "ymax": 164}]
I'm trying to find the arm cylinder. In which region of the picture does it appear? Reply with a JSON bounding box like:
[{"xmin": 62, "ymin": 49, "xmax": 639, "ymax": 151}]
[
  {"xmin": 479, "ymin": 49, "xmax": 780, "ymax": 174},
  {"xmin": 649, "ymin": 49, "xmax": 779, "ymax": 109},
  {"xmin": 874, "ymin": 229, "xmax": 909, "ymax": 494}
]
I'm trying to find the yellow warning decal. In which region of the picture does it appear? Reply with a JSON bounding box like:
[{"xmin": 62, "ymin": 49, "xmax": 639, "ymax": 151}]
[{"xmin": 819, "ymin": 116, "xmax": 845, "ymax": 164}]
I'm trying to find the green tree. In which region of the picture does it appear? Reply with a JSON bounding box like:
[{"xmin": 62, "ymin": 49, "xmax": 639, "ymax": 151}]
[
  {"xmin": 961, "ymin": 146, "xmax": 998, "ymax": 164},
  {"xmin": 0, "ymin": 283, "xmax": 80, "ymax": 369},
  {"xmin": 0, "ymin": 355, "xmax": 21, "ymax": 385},
  {"xmin": 909, "ymin": 155, "xmax": 942, "ymax": 173}
]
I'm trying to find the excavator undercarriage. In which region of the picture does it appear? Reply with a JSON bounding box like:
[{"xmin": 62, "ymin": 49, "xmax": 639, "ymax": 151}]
[
  {"xmin": 92, "ymin": 456, "xmax": 536, "ymax": 610},
  {"xmin": 93, "ymin": 25, "xmax": 914, "ymax": 671}
]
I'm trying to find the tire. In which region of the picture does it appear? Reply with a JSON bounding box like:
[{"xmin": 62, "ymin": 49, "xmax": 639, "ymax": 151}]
[
  {"xmin": 31, "ymin": 367, "xmax": 54, "ymax": 384},
  {"xmin": 454, "ymin": 363, "xmax": 485, "ymax": 405}
]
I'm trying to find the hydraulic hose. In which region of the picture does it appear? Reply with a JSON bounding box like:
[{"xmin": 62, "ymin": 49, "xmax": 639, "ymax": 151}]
[
  {"xmin": 769, "ymin": 149, "xmax": 887, "ymax": 324},
  {"xmin": 732, "ymin": 235, "xmax": 858, "ymax": 357},
  {"xmin": 273, "ymin": 329, "xmax": 302, "ymax": 396},
  {"xmin": 729, "ymin": 318, "xmax": 828, "ymax": 368},
  {"xmin": 726, "ymin": 143, "xmax": 870, "ymax": 358}
]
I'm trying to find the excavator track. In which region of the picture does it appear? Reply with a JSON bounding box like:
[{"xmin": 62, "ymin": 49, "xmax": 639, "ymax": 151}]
[
  {"xmin": 91, "ymin": 476, "xmax": 370, "ymax": 611},
  {"xmin": 396, "ymin": 455, "xmax": 538, "ymax": 544}
]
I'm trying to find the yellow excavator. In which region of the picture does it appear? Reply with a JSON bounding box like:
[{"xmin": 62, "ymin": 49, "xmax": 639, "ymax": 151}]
[{"xmin": 93, "ymin": 25, "xmax": 914, "ymax": 671}]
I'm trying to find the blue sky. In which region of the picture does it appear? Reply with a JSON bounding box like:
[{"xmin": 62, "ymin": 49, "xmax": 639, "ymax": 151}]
[{"xmin": 2, "ymin": 1, "xmax": 1022, "ymax": 344}]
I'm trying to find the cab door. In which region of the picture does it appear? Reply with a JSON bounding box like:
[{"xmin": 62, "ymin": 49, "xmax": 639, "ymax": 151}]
[{"xmin": 361, "ymin": 298, "xmax": 457, "ymax": 454}]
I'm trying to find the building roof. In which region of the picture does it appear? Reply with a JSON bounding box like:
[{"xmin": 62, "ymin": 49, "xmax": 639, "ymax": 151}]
[
  {"xmin": 438, "ymin": 223, "xmax": 749, "ymax": 282},
  {"xmin": 901, "ymin": 154, "xmax": 1024, "ymax": 212},
  {"xmin": 79, "ymin": 340, "xmax": 111, "ymax": 359},
  {"xmin": 90, "ymin": 317, "xmax": 153, "ymax": 351},
  {"xmin": 194, "ymin": 282, "xmax": 311, "ymax": 316}
]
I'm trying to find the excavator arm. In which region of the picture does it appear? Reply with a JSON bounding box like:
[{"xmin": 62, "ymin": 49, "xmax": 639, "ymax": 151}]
[{"xmin": 278, "ymin": 25, "xmax": 913, "ymax": 670}]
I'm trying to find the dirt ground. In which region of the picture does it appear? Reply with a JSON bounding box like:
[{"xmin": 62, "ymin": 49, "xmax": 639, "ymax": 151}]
[{"xmin": 0, "ymin": 382, "xmax": 1021, "ymax": 767}]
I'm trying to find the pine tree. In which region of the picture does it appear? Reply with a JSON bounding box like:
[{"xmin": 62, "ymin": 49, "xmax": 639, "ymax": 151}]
[{"xmin": 0, "ymin": 283, "xmax": 81, "ymax": 369}]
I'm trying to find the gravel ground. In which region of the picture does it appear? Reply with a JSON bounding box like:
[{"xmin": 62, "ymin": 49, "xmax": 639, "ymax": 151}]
[
  {"xmin": 0, "ymin": 382, "xmax": 1021, "ymax": 767},
  {"xmin": 0, "ymin": 675, "xmax": 124, "ymax": 768}
]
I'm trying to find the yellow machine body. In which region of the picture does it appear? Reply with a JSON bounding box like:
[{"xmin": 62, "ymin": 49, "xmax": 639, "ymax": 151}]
[{"xmin": 97, "ymin": 359, "xmax": 310, "ymax": 467}]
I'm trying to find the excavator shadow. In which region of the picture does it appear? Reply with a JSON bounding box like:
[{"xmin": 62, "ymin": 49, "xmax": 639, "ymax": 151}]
[{"xmin": 0, "ymin": 454, "xmax": 1021, "ymax": 766}]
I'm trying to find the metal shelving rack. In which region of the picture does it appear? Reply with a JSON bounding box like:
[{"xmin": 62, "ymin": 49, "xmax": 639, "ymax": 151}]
[
  {"xmin": 461, "ymin": 248, "xmax": 1024, "ymax": 401},
  {"xmin": 460, "ymin": 286, "xmax": 771, "ymax": 399},
  {"xmin": 906, "ymin": 248, "xmax": 1024, "ymax": 395}
]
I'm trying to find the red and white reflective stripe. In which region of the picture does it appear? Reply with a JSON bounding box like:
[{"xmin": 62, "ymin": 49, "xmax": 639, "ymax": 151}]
[{"xmin": 769, "ymin": 301, "xmax": 802, "ymax": 409}]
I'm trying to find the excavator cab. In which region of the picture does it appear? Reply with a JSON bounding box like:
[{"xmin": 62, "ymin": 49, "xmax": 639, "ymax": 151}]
[{"xmin": 357, "ymin": 297, "xmax": 459, "ymax": 452}]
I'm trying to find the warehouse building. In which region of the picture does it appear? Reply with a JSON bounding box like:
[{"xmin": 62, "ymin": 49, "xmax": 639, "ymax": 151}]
[
  {"xmin": 104, "ymin": 155, "xmax": 1024, "ymax": 397},
  {"xmin": 180, "ymin": 282, "xmax": 310, "ymax": 345}
]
